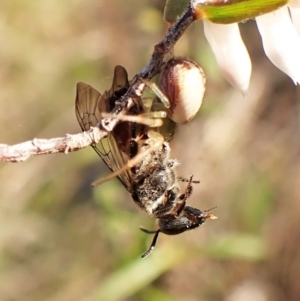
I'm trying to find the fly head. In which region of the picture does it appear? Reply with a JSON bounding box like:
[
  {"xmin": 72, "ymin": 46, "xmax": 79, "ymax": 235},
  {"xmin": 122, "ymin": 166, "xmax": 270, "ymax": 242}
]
[{"xmin": 140, "ymin": 206, "xmax": 217, "ymax": 258}]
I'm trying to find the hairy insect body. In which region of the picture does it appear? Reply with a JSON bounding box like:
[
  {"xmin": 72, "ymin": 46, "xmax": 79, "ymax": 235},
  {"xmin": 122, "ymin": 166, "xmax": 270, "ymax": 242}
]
[
  {"xmin": 128, "ymin": 132, "xmax": 215, "ymax": 257},
  {"xmin": 75, "ymin": 65, "xmax": 216, "ymax": 258},
  {"xmin": 131, "ymin": 139, "xmax": 177, "ymax": 215}
]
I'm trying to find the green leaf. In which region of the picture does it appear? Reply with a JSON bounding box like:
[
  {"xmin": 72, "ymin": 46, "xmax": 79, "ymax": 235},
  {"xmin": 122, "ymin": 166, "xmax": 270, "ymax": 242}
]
[
  {"xmin": 194, "ymin": 0, "xmax": 289, "ymax": 24},
  {"xmin": 164, "ymin": 0, "xmax": 189, "ymax": 23},
  {"xmin": 164, "ymin": 0, "xmax": 289, "ymax": 24}
]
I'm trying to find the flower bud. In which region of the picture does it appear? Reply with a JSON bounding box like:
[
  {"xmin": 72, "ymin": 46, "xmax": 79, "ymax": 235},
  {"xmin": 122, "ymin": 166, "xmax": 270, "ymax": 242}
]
[{"xmin": 159, "ymin": 58, "xmax": 206, "ymax": 124}]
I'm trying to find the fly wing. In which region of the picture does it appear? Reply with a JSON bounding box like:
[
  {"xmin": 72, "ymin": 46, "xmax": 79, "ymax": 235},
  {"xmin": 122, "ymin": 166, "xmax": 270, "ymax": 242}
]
[
  {"xmin": 103, "ymin": 65, "xmax": 131, "ymax": 111},
  {"xmin": 75, "ymin": 82, "xmax": 109, "ymax": 159},
  {"xmin": 75, "ymin": 82, "xmax": 104, "ymax": 132},
  {"xmin": 75, "ymin": 66, "xmax": 133, "ymax": 191}
]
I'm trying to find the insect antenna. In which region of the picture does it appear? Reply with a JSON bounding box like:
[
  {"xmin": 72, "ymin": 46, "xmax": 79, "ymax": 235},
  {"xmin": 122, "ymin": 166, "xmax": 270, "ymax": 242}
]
[
  {"xmin": 139, "ymin": 227, "xmax": 161, "ymax": 258},
  {"xmin": 204, "ymin": 206, "xmax": 218, "ymax": 212},
  {"xmin": 203, "ymin": 206, "xmax": 218, "ymax": 220}
]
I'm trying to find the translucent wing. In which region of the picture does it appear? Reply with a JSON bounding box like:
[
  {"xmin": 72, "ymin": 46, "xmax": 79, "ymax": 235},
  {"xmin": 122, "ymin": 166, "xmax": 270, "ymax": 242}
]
[{"xmin": 75, "ymin": 66, "xmax": 133, "ymax": 191}]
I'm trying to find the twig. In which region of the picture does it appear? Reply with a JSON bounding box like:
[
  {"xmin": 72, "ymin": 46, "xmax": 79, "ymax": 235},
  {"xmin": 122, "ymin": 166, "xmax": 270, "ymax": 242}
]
[
  {"xmin": 0, "ymin": 1, "xmax": 198, "ymax": 162},
  {"xmin": 0, "ymin": 127, "xmax": 106, "ymax": 162},
  {"xmin": 101, "ymin": 2, "xmax": 195, "ymax": 132}
]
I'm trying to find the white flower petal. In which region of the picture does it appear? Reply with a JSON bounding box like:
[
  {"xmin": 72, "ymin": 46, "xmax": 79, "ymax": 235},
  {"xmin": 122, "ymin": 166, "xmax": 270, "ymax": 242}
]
[
  {"xmin": 289, "ymin": 0, "xmax": 300, "ymax": 8},
  {"xmin": 203, "ymin": 20, "xmax": 251, "ymax": 94},
  {"xmin": 290, "ymin": 7, "xmax": 300, "ymax": 35},
  {"xmin": 256, "ymin": 7, "xmax": 300, "ymax": 84}
]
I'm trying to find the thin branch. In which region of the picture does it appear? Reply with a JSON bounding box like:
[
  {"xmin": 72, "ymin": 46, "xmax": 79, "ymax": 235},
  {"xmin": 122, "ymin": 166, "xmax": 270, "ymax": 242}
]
[
  {"xmin": 0, "ymin": 127, "xmax": 107, "ymax": 162},
  {"xmin": 0, "ymin": 1, "xmax": 198, "ymax": 163},
  {"xmin": 101, "ymin": 2, "xmax": 195, "ymax": 131}
]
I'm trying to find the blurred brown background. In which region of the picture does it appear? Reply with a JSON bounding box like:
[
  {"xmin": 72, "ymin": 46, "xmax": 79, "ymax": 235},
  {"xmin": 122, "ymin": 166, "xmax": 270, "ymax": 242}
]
[{"xmin": 0, "ymin": 1, "xmax": 300, "ymax": 301}]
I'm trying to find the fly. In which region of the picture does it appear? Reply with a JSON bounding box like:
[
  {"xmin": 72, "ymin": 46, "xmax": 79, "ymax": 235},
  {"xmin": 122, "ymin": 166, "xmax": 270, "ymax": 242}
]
[{"xmin": 75, "ymin": 65, "xmax": 217, "ymax": 258}]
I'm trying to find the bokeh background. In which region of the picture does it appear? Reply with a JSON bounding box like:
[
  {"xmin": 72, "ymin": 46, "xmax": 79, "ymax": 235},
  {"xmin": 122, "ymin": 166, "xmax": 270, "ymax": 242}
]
[{"xmin": 1, "ymin": 1, "xmax": 300, "ymax": 301}]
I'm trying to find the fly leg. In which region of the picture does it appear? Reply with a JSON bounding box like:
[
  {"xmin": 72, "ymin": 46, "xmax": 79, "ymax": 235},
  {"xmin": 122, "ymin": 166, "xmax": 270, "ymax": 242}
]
[
  {"xmin": 92, "ymin": 130, "xmax": 164, "ymax": 186},
  {"xmin": 178, "ymin": 176, "xmax": 200, "ymax": 185}
]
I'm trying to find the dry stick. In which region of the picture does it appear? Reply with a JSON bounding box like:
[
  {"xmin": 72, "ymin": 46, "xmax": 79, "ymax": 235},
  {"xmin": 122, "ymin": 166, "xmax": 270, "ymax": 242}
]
[
  {"xmin": 101, "ymin": 2, "xmax": 195, "ymax": 132},
  {"xmin": 0, "ymin": 1, "xmax": 197, "ymax": 163},
  {"xmin": 0, "ymin": 127, "xmax": 106, "ymax": 162}
]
